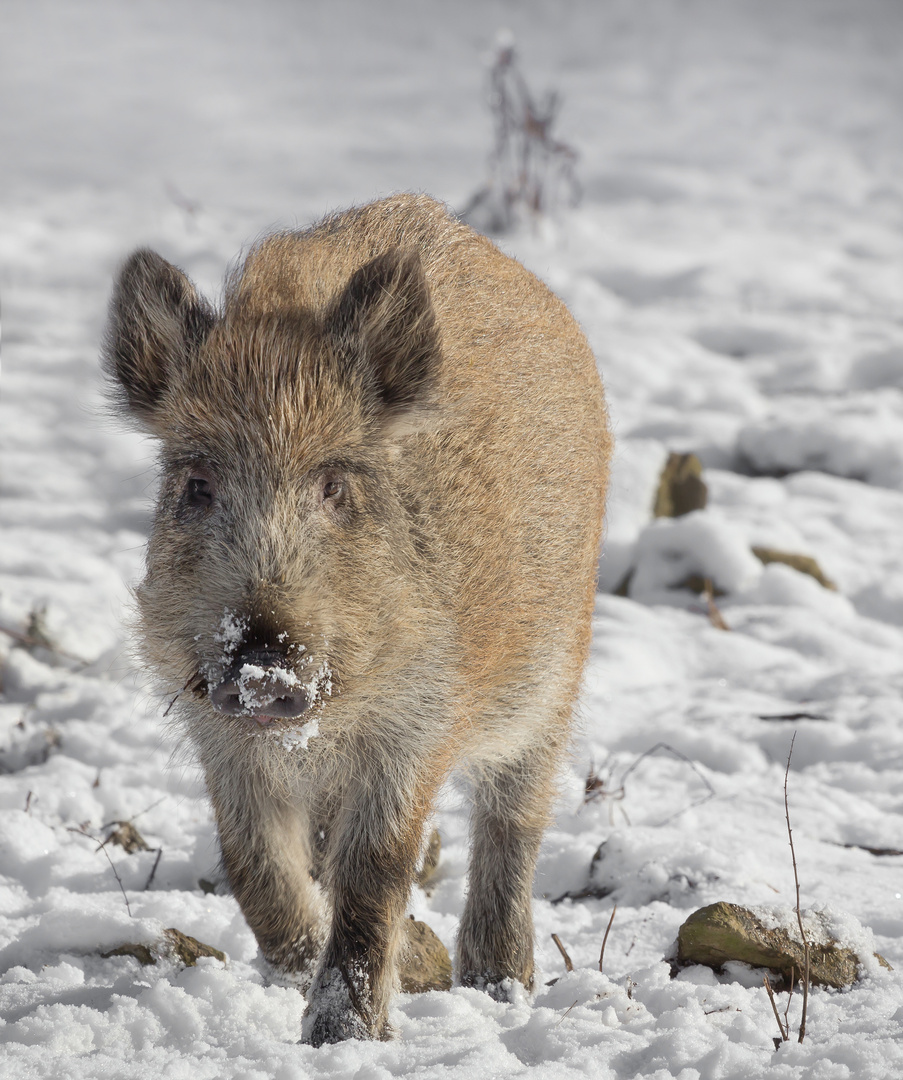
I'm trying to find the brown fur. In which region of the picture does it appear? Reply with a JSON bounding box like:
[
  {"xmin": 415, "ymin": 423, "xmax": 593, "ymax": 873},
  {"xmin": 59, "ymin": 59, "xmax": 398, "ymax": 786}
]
[{"xmin": 104, "ymin": 193, "xmax": 611, "ymax": 1044}]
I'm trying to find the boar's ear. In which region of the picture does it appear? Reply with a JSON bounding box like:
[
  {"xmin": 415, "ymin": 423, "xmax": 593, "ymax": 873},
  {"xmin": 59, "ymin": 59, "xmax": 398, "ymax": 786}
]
[
  {"xmin": 328, "ymin": 248, "xmax": 439, "ymax": 415},
  {"xmin": 103, "ymin": 249, "xmax": 214, "ymax": 427}
]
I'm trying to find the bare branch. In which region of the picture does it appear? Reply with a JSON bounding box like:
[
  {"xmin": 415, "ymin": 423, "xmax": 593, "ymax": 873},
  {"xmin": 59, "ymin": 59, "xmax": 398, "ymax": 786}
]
[
  {"xmin": 144, "ymin": 848, "xmax": 163, "ymax": 891},
  {"xmin": 98, "ymin": 842, "xmax": 132, "ymax": 918},
  {"xmin": 764, "ymin": 976, "xmax": 789, "ymax": 1042}
]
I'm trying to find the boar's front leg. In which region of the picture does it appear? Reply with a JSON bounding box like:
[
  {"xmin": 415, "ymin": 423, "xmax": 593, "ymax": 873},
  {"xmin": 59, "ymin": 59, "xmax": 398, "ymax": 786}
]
[
  {"xmin": 457, "ymin": 743, "xmax": 561, "ymax": 997},
  {"xmin": 302, "ymin": 765, "xmax": 436, "ymax": 1046},
  {"xmin": 205, "ymin": 765, "xmax": 325, "ymax": 975}
]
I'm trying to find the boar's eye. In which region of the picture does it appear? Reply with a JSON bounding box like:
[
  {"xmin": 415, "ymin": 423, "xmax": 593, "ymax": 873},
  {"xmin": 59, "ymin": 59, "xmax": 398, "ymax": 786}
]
[
  {"xmin": 316, "ymin": 466, "xmax": 349, "ymax": 510},
  {"xmin": 185, "ymin": 472, "xmax": 215, "ymax": 509}
]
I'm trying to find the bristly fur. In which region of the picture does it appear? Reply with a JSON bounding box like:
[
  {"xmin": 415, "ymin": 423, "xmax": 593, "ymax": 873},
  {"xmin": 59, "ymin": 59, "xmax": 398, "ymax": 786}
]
[{"xmin": 103, "ymin": 193, "xmax": 611, "ymax": 1046}]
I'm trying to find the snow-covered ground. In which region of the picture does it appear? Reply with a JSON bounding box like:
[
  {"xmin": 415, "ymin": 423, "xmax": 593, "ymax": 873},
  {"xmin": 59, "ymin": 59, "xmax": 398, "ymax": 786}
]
[{"xmin": 1, "ymin": 1, "xmax": 902, "ymax": 1076}]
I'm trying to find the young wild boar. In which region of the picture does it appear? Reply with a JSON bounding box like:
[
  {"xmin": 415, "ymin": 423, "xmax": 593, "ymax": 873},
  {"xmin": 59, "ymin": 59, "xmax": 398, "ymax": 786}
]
[{"xmin": 104, "ymin": 193, "xmax": 610, "ymax": 1045}]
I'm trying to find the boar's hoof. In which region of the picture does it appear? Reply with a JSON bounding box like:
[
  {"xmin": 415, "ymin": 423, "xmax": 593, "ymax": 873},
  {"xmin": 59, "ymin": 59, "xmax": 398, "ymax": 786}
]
[
  {"xmin": 210, "ymin": 649, "xmax": 310, "ymax": 720},
  {"xmin": 459, "ymin": 972, "xmax": 521, "ymax": 1003},
  {"xmin": 301, "ymin": 966, "xmax": 388, "ymax": 1046},
  {"xmin": 302, "ymin": 1005, "xmax": 373, "ymax": 1047}
]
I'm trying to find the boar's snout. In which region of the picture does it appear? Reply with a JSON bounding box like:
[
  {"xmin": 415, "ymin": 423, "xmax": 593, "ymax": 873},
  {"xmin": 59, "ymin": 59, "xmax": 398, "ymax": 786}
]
[{"xmin": 210, "ymin": 648, "xmax": 310, "ymax": 722}]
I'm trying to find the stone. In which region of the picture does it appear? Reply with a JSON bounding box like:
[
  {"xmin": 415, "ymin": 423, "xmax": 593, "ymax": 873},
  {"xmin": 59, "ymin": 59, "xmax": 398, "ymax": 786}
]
[
  {"xmin": 653, "ymin": 453, "xmax": 708, "ymax": 518},
  {"xmin": 162, "ymin": 928, "xmax": 226, "ymax": 966},
  {"xmin": 676, "ymin": 902, "xmax": 889, "ymax": 989},
  {"xmin": 399, "ymin": 917, "xmax": 452, "ymax": 993},
  {"xmin": 102, "ymin": 928, "xmax": 225, "ymax": 969}
]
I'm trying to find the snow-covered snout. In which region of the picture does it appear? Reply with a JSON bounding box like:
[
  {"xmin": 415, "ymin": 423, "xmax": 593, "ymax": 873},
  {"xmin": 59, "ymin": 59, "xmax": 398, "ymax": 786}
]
[
  {"xmin": 202, "ymin": 607, "xmax": 335, "ymax": 728},
  {"xmin": 210, "ymin": 648, "xmax": 309, "ymax": 723}
]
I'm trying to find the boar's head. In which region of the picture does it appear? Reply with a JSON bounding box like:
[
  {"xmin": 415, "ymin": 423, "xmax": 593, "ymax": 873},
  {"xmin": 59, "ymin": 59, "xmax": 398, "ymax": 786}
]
[{"xmin": 104, "ymin": 243, "xmax": 443, "ymax": 742}]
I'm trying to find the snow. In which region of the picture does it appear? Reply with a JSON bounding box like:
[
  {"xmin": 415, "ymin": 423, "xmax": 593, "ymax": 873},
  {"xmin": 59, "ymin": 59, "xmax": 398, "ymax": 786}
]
[
  {"xmin": 1, "ymin": 0, "xmax": 902, "ymax": 1076},
  {"xmin": 628, "ymin": 512, "xmax": 763, "ymax": 604}
]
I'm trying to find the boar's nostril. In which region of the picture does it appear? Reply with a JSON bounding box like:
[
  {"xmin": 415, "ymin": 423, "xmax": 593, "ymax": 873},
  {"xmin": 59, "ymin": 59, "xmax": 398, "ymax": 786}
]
[
  {"xmin": 261, "ymin": 692, "xmax": 310, "ymax": 718},
  {"xmin": 209, "ymin": 679, "xmax": 247, "ymax": 715},
  {"xmin": 209, "ymin": 651, "xmax": 311, "ymax": 720}
]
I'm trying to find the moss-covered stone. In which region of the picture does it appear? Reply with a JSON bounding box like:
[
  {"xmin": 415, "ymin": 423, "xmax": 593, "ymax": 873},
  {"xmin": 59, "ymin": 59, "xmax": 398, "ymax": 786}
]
[
  {"xmin": 653, "ymin": 453, "xmax": 708, "ymax": 518},
  {"xmin": 399, "ymin": 917, "xmax": 452, "ymax": 993},
  {"xmin": 163, "ymin": 928, "xmax": 226, "ymax": 966},
  {"xmin": 103, "ymin": 928, "xmax": 225, "ymax": 969},
  {"xmin": 676, "ymin": 902, "xmax": 888, "ymax": 988},
  {"xmin": 751, "ymin": 547, "xmax": 836, "ymax": 589},
  {"xmin": 102, "ymin": 942, "xmax": 156, "ymax": 966}
]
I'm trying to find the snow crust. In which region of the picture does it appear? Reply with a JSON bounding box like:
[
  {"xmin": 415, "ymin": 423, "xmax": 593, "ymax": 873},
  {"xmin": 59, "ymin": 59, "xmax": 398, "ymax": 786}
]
[{"xmin": 1, "ymin": 0, "xmax": 902, "ymax": 1076}]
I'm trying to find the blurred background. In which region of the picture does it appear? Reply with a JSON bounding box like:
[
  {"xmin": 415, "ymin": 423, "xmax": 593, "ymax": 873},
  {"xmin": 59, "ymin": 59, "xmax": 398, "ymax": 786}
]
[{"xmin": 3, "ymin": 0, "xmax": 901, "ymax": 257}]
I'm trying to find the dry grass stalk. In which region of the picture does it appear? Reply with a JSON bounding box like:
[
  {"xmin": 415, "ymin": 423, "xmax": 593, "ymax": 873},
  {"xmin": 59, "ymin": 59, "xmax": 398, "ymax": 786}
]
[
  {"xmin": 463, "ymin": 39, "xmax": 579, "ymax": 232},
  {"xmin": 144, "ymin": 848, "xmax": 163, "ymax": 891},
  {"xmin": 0, "ymin": 619, "xmax": 88, "ymax": 665},
  {"xmin": 582, "ymin": 758, "xmax": 628, "ymax": 824},
  {"xmin": 551, "ymin": 933, "xmax": 574, "ymax": 973},
  {"xmin": 598, "ymin": 905, "xmax": 617, "ymax": 974},
  {"xmin": 703, "ymin": 579, "xmax": 730, "ymax": 631},
  {"xmin": 785, "ymin": 734, "xmax": 810, "ymax": 1042},
  {"xmin": 764, "ymin": 975, "xmax": 789, "ymax": 1044}
]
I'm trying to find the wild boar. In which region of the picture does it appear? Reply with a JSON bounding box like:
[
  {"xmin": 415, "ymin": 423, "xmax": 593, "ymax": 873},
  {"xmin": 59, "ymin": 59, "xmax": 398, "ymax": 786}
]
[{"xmin": 104, "ymin": 193, "xmax": 610, "ymax": 1045}]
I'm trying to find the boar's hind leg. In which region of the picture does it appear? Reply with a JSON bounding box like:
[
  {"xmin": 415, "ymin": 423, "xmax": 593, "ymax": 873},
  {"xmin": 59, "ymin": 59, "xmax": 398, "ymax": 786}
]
[
  {"xmin": 210, "ymin": 777, "xmax": 325, "ymax": 976},
  {"xmin": 457, "ymin": 743, "xmax": 561, "ymax": 998},
  {"xmin": 302, "ymin": 769, "xmax": 436, "ymax": 1046}
]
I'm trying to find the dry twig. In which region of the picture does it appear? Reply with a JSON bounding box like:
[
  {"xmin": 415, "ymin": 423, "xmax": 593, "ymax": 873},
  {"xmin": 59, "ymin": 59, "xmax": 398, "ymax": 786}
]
[
  {"xmin": 144, "ymin": 848, "xmax": 163, "ymax": 891},
  {"xmin": 785, "ymin": 734, "xmax": 810, "ymax": 1042},
  {"xmin": 463, "ymin": 38, "xmax": 580, "ymax": 232},
  {"xmin": 764, "ymin": 976, "xmax": 789, "ymax": 1044},
  {"xmin": 0, "ymin": 621, "xmax": 88, "ymax": 666},
  {"xmin": 598, "ymin": 905, "xmax": 617, "ymax": 974},
  {"xmin": 554, "ymin": 1001, "xmax": 580, "ymax": 1027},
  {"xmin": 703, "ymin": 579, "xmax": 730, "ymax": 631},
  {"xmin": 98, "ymin": 838, "xmax": 133, "ymax": 917},
  {"xmin": 551, "ymin": 933, "xmax": 574, "ymax": 973},
  {"xmin": 619, "ymin": 742, "xmax": 716, "ymax": 826}
]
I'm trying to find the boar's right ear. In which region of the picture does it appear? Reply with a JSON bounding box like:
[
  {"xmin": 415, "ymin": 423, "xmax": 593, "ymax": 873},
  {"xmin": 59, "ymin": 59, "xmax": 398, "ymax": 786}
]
[
  {"xmin": 327, "ymin": 247, "xmax": 439, "ymax": 418},
  {"xmin": 103, "ymin": 249, "xmax": 214, "ymax": 427}
]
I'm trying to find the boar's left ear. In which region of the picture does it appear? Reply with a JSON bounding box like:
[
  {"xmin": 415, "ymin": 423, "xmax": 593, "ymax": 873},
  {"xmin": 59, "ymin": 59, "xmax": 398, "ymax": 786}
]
[
  {"xmin": 328, "ymin": 248, "xmax": 439, "ymax": 417},
  {"xmin": 103, "ymin": 249, "xmax": 215, "ymax": 428}
]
